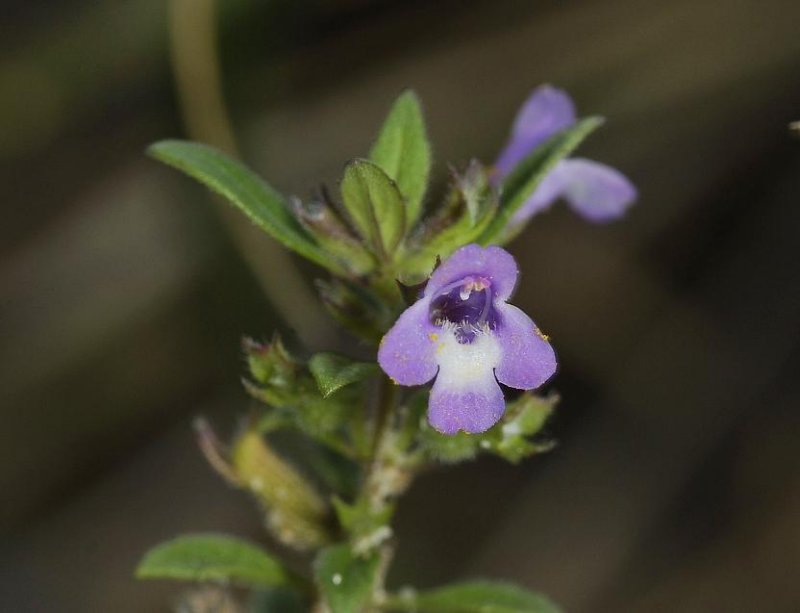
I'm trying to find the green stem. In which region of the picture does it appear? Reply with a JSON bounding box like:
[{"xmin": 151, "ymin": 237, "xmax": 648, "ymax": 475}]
[
  {"xmin": 361, "ymin": 377, "xmax": 403, "ymax": 609},
  {"xmin": 371, "ymin": 376, "xmax": 397, "ymax": 460}
]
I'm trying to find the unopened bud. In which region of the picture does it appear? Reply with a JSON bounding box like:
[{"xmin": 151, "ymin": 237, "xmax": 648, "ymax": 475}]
[
  {"xmin": 242, "ymin": 335, "xmax": 297, "ymax": 387},
  {"xmin": 232, "ymin": 429, "xmax": 330, "ymax": 550},
  {"xmin": 291, "ymin": 194, "xmax": 376, "ymax": 275}
]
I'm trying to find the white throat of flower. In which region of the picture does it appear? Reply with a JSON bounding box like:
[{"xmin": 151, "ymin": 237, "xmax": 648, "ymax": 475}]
[{"xmin": 434, "ymin": 323, "xmax": 501, "ymax": 390}]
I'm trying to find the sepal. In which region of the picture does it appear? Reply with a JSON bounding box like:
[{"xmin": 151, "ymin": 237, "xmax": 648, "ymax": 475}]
[
  {"xmin": 418, "ymin": 392, "xmax": 558, "ymax": 464},
  {"xmin": 291, "ymin": 192, "xmax": 376, "ymax": 275},
  {"xmin": 396, "ymin": 160, "xmax": 497, "ymax": 284}
]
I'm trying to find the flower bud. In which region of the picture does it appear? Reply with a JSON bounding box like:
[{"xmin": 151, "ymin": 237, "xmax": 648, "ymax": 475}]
[
  {"xmin": 195, "ymin": 419, "xmax": 331, "ymax": 551},
  {"xmin": 242, "ymin": 335, "xmax": 296, "ymax": 387},
  {"xmin": 232, "ymin": 429, "xmax": 330, "ymax": 551},
  {"xmin": 291, "ymin": 193, "xmax": 375, "ymax": 275}
]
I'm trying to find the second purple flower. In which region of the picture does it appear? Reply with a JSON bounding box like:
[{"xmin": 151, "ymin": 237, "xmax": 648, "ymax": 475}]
[{"xmin": 495, "ymin": 84, "xmax": 637, "ymax": 226}]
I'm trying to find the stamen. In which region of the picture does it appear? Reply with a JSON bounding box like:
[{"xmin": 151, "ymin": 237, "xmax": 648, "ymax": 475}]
[
  {"xmin": 478, "ymin": 284, "xmax": 493, "ymax": 326},
  {"xmin": 428, "ymin": 276, "xmax": 497, "ymax": 344}
]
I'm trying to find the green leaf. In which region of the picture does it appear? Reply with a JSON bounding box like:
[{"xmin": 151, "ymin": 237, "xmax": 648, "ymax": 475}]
[
  {"xmin": 479, "ymin": 117, "xmax": 604, "ymax": 243},
  {"xmin": 314, "ymin": 544, "xmax": 380, "ymax": 613},
  {"xmin": 370, "ymin": 90, "xmax": 432, "ymax": 224},
  {"xmin": 341, "ymin": 159, "xmax": 407, "ymax": 258},
  {"xmin": 309, "ymin": 352, "xmax": 379, "ymax": 398},
  {"xmin": 148, "ymin": 140, "xmax": 337, "ymax": 271},
  {"xmin": 136, "ymin": 533, "xmax": 291, "ymax": 588},
  {"xmin": 387, "ymin": 580, "xmax": 561, "ymax": 613}
]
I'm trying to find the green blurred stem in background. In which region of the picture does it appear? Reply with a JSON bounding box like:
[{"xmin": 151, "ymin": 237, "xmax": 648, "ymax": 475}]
[{"xmin": 168, "ymin": 0, "xmax": 333, "ymax": 347}]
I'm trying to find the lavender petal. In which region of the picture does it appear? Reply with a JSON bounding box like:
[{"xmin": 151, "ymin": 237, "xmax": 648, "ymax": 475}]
[
  {"xmin": 509, "ymin": 159, "xmax": 570, "ymax": 225},
  {"xmin": 559, "ymin": 158, "xmax": 637, "ymax": 222},
  {"xmin": 377, "ymin": 299, "xmax": 439, "ymax": 385},
  {"xmin": 494, "ymin": 303, "xmax": 557, "ymax": 390},
  {"xmin": 428, "ymin": 370, "xmax": 505, "ymax": 434},
  {"xmin": 495, "ymin": 85, "xmax": 577, "ymax": 177},
  {"xmin": 425, "ymin": 244, "xmax": 518, "ymax": 302}
]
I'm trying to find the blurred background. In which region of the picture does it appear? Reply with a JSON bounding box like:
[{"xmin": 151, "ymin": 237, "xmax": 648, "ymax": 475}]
[{"xmin": 2, "ymin": 0, "xmax": 799, "ymax": 611}]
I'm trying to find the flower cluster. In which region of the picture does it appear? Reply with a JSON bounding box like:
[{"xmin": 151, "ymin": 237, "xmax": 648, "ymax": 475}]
[{"xmin": 379, "ymin": 85, "xmax": 635, "ymax": 434}]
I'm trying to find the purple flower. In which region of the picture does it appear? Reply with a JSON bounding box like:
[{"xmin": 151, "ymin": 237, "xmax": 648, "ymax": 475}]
[
  {"xmin": 495, "ymin": 85, "xmax": 637, "ymax": 225},
  {"xmin": 378, "ymin": 244, "xmax": 556, "ymax": 435}
]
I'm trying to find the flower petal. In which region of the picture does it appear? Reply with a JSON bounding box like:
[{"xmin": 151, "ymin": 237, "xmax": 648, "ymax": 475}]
[
  {"xmin": 494, "ymin": 85, "xmax": 576, "ymax": 177},
  {"xmin": 558, "ymin": 158, "xmax": 637, "ymax": 222},
  {"xmin": 427, "ymin": 328, "xmax": 505, "ymax": 434},
  {"xmin": 377, "ymin": 299, "xmax": 438, "ymax": 385},
  {"xmin": 428, "ymin": 375, "xmax": 505, "ymax": 435},
  {"xmin": 494, "ymin": 304, "xmax": 557, "ymax": 390},
  {"xmin": 425, "ymin": 244, "xmax": 518, "ymax": 302},
  {"xmin": 509, "ymin": 160, "xmax": 570, "ymax": 225}
]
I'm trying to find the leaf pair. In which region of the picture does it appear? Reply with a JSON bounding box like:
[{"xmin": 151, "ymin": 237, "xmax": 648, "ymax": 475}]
[
  {"xmin": 149, "ymin": 93, "xmax": 600, "ymax": 283},
  {"xmin": 149, "ymin": 90, "xmax": 431, "ymax": 274},
  {"xmin": 336, "ymin": 90, "xmax": 432, "ymax": 261}
]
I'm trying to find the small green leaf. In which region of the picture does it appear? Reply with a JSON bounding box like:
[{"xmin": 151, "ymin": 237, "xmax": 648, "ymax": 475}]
[
  {"xmin": 370, "ymin": 90, "xmax": 432, "ymax": 224},
  {"xmin": 387, "ymin": 580, "xmax": 561, "ymax": 613},
  {"xmin": 340, "ymin": 158, "xmax": 406, "ymax": 258},
  {"xmin": 148, "ymin": 140, "xmax": 337, "ymax": 271},
  {"xmin": 314, "ymin": 544, "xmax": 380, "ymax": 613},
  {"xmin": 309, "ymin": 352, "xmax": 379, "ymax": 398},
  {"xmin": 136, "ymin": 534, "xmax": 291, "ymax": 588},
  {"xmin": 479, "ymin": 117, "xmax": 604, "ymax": 243}
]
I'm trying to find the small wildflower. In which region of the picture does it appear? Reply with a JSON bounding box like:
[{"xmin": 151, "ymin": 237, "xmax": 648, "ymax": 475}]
[
  {"xmin": 495, "ymin": 84, "xmax": 637, "ymax": 224},
  {"xmin": 378, "ymin": 245, "xmax": 556, "ymax": 434}
]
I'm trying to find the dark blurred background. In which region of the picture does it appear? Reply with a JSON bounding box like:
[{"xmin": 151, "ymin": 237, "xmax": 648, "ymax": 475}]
[{"xmin": 2, "ymin": 0, "xmax": 799, "ymax": 611}]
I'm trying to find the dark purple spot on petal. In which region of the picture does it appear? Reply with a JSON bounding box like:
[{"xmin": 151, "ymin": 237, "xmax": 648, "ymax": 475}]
[{"xmin": 428, "ymin": 278, "xmax": 498, "ymax": 343}]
